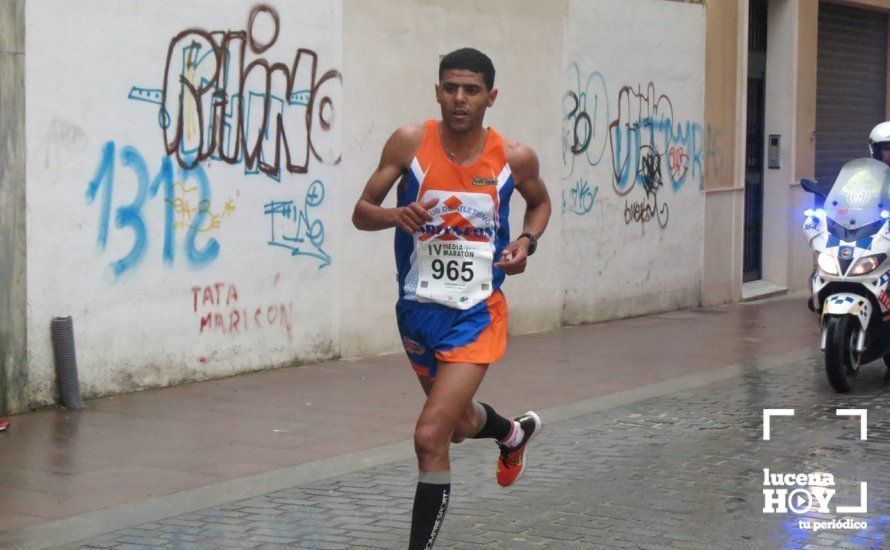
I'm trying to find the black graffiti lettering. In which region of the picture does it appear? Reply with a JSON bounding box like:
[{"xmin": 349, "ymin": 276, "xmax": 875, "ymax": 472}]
[
  {"xmin": 639, "ymin": 145, "xmax": 663, "ymax": 198},
  {"xmin": 561, "ymin": 67, "xmax": 609, "ymax": 179},
  {"xmin": 624, "ymin": 192, "xmax": 669, "ymax": 229},
  {"xmin": 248, "ymin": 5, "xmax": 279, "ymax": 54},
  {"xmin": 214, "ymin": 30, "xmax": 246, "ymax": 165},
  {"xmin": 308, "ymin": 68, "xmax": 342, "ymax": 166},
  {"xmin": 609, "ymin": 82, "xmax": 675, "ymax": 196},
  {"xmin": 162, "ymin": 30, "xmax": 221, "ymax": 169},
  {"xmin": 572, "ymin": 110, "xmax": 592, "ymax": 155},
  {"xmin": 564, "ymin": 91, "xmax": 592, "ymax": 155},
  {"xmin": 159, "ymin": 5, "xmax": 341, "ymax": 178}
]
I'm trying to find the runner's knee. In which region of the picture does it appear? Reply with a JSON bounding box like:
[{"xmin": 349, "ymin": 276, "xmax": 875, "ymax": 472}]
[{"xmin": 414, "ymin": 420, "xmax": 451, "ymax": 458}]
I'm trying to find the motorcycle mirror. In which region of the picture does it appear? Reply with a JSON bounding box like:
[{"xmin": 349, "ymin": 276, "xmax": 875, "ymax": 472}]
[{"xmin": 800, "ymin": 178, "xmax": 829, "ymax": 197}]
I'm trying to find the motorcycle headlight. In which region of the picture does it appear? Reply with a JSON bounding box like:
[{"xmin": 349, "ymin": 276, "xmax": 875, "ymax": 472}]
[
  {"xmin": 818, "ymin": 252, "xmax": 839, "ymax": 275},
  {"xmin": 850, "ymin": 253, "xmax": 887, "ymax": 276}
]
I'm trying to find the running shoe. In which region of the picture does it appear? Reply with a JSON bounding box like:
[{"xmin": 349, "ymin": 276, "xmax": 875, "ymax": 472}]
[
  {"xmin": 0, "ymin": 418, "xmax": 8, "ymax": 432},
  {"xmin": 496, "ymin": 411, "xmax": 542, "ymax": 487}
]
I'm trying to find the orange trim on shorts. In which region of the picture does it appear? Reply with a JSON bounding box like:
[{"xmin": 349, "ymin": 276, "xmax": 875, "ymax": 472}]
[
  {"xmin": 436, "ymin": 291, "xmax": 508, "ymax": 365},
  {"xmin": 411, "ymin": 361, "xmax": 431, "ymax": 377}
]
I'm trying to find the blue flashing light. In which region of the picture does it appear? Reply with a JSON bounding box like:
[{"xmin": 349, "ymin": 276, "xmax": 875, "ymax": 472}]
[{"xmin": 882, "ymin": 210, "xmax": 890, "ymax": 219}]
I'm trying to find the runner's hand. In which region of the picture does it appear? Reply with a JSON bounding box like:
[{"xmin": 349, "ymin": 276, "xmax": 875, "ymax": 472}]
[
  {"xmin": 396, "ymin": 197, "xmax": 438, "ymax": 234},
  {"xmin": 494, "ymin": 240, "xmax": 529, "ymax": 275}
]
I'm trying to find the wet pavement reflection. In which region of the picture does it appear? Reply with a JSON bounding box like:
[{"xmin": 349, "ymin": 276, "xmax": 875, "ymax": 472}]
[{"xmin": 49, "ymin": 350, "xmax": 890, "ymax": 549}]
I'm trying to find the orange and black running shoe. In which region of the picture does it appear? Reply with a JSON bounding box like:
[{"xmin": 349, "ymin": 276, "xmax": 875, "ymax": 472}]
[{"xmin": 496, "ymin": 411, "xmax": 542, "ymax": 487}]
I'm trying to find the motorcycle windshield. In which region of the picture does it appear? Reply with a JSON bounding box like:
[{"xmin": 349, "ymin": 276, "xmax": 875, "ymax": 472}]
[{"xmin": 824, "ymin": 158, "xmax": 890, "ymax": 241}]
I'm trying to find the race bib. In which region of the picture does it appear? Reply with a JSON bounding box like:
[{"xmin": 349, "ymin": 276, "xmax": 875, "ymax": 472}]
[{"xmin": 416, "ymin": 240, "xmax": 494, "ymax": 310}]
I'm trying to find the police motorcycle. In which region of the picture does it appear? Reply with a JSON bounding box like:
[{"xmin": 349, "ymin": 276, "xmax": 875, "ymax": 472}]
[{"xmin": 801, "ymin": 158, "xmax": 890, "ymax": 392}]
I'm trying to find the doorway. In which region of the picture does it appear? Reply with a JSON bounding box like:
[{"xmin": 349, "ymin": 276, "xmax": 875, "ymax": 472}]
[{"xmin": 743, "ymin": 0, "xmax": 768, "ymax": 283}]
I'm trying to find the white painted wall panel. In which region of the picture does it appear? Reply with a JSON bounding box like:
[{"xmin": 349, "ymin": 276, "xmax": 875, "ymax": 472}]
[
  {"xmin": 561, "ymin": 0, "xmax": 706, "ymax": 324},
  {"xmin": 17, "ymin": 0, "xmax": 705, "ymax": 407},
  {"xmin": 25, "ymin": 0, "xmax": 343, "ymax": 403}
]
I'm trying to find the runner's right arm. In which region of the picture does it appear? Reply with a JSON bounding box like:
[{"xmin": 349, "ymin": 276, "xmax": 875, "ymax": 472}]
[{"xmin": 352, "ymin": 126, "xmax": 436, "ymax": 233}]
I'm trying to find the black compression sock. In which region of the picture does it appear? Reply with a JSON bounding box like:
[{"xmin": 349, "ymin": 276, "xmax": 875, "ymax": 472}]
[
  {"xmin": 470, "ymin": 402, "xmax": 513, "ymax": 441},
  {"xmin": 409, "ymin": 471, "xmax": 450, "ymax": 550}
]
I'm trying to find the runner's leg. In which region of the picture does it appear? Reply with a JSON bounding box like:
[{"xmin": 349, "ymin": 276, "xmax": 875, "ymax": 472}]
[
  {"xmin": 424, "ymin": 376, "xmax": 541, "ymax": 488},
  {"xmin": 415, "ymin": 373, "xmax": 493, "ymax": 444},
  {"xmin": 408, "ymin": 361, "xmax": 486, "ymax": 549}
]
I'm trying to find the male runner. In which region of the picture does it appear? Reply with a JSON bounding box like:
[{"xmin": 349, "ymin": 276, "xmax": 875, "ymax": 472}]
[{"xmin": 352, "ymin": 48, "xmax": 551, "ymax": 549}]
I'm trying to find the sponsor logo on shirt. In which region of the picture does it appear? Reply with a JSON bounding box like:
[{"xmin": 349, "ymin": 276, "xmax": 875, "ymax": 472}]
[{"xmin": 472, "ymin": 176, "xmax": 498, "ymax": 186}]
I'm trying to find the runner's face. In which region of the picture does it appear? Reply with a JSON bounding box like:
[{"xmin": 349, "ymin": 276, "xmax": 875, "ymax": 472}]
[{"xmin": 436, "ymin": 69, "xmax": 496, "ymax": 133}]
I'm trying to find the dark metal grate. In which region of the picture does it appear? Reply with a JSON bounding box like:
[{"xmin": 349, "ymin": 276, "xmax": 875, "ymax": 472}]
[
  {"xmin": 815, "ymin": 2, "xmax": 888, "ymax": 188},
  {"xmin": 748, "ymin": 0, "xmax": 768, "ymax": 54},
  {"xmin": 744, "ymin": 0, "xmax": 768, "ymax": 283}
]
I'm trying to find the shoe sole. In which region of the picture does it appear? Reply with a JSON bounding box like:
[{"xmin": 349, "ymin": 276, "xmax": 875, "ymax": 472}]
[{"xmin": 503, "ymin": 410, "xmax": 542, "ymax": 487}]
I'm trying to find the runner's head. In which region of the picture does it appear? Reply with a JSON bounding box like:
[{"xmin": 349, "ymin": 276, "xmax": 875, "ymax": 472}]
[
  {"xmin": 439, "ymin": 48, "xmax": 495, "ymax": 90},
  {"xmin": 436, "ymin": 48, "xmax": 498, "ymax": 134}
]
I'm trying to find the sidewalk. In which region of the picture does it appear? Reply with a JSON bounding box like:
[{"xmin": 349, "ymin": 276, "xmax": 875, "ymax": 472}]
[{"xmin": 0, "ymin": 293, "xmax": 817, "ymax": 540}]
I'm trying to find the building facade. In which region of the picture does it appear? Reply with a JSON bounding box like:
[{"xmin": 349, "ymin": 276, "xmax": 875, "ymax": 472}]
[{"xmin": 1, "ymin": 0, "xmax": 887, "ymax": 414}]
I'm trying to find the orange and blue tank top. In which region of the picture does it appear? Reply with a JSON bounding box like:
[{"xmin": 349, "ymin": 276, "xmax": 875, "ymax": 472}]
[{"xmin": 395, "ymin": 119, "xmax": 515, "ymax": 302}]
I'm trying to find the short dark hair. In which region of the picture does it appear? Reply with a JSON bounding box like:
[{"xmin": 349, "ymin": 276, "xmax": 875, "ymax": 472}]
[{"xmin": 439, "ymin": 48, "xmax": 495, "ymax": 90}]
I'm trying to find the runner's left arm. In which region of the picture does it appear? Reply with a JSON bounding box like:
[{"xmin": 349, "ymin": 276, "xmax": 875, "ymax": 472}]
[{"xmin": 494, "ymin": 143, "xmax": 551, "ymax": 275}]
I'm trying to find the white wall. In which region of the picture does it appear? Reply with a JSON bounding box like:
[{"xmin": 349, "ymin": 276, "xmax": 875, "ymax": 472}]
[
  {"xmin": 762, "ymin": 0, "xmax": 796, "ymax": 288},
  {"xmin": 18, "ymin": 0, "xmax": 706, "ymax": 409},
  {"xmin": 561, "ymin": 0, "xmax": 706, "ymax": 324},
  {"xmin": 25, "ymin": 0, "xmax": 343, "ymax": 404}
]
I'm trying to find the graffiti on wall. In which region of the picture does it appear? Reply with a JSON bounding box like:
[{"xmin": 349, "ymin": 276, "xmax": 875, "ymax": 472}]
[
  {"xmin": 562, "ymin": 178, "xmax": 598, "ymax": 216},
  {"xmin": 192, "ymin": 282, "xmax": 293, "ymax": 338},
  {"xmin": 623, "ymin": 186, "xmax": 669, "ymax": 228},
  {"xmin": 89, "ymin": 4, "xmax": 341, "ymax": 277},
  {"xmin": 562, "ymin": 66, "xmax": 703, "ymax": 229},
  {"xmin": 609, "ymin": 83, "xmax": 703, "ymax": 229},
  {"xmin": 704, "ymin": 124, "xmax": 723, "ymax": 179},
  {"xmin": 86, "ymin": 141, "xmax": 220, "ymax": 276},
  {"xmin": 264, "ymin": 179, "xmax": 330, "ymax": 268},
  {"xmin": 171, "ymin": 184, "xmax": 236, "ymax": 234},
  {"xmin": 128, "ymin": 4, "xmax": 341, "ymax": 181},
  {"xmin": 562, "ymin": 63, "xmax": 609, "ymax": 180},
  {"xmin": 609, "ymin": 82, "xmax": 702, "ymax": 195}
]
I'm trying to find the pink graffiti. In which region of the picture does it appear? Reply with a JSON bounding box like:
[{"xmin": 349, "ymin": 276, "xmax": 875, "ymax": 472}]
[
  {"xmin": 192, "ymin": 282, "xmax": 293, "ymax": 338},
  {"xmin": 669, "ymin": 145, "xmax": 689, "ymax": 183}
]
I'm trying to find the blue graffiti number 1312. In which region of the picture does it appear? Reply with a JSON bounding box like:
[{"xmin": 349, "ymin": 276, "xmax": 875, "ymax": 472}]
[{"xmin": 86, "ymin": 141, "xmax": 219, "ymax": 276}]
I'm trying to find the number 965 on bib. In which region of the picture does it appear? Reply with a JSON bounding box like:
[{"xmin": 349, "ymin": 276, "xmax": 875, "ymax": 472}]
[{"xmin": 416, "ymin": 241, "xmax": 494, "ymax": 310}]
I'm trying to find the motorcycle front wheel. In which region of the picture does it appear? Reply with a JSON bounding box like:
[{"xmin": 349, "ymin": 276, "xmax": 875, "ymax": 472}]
[{"xmin": 824, "ymin": 315, "xmax": 860, "ymax": 393}]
